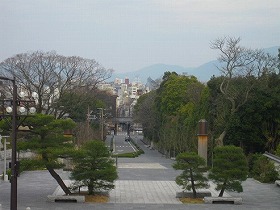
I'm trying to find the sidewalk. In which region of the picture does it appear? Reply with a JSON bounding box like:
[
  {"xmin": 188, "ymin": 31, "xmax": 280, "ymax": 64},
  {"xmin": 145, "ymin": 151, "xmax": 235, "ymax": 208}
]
[{"xmin": 1, "ymin": 136, "xmax": 280, "ymax": 209}]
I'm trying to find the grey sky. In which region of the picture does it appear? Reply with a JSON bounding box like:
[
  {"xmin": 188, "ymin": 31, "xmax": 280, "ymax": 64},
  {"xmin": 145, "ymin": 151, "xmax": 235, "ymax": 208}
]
[{"xmin": 1, "ymin": 0, "xmax": 279, "ymax": 73}]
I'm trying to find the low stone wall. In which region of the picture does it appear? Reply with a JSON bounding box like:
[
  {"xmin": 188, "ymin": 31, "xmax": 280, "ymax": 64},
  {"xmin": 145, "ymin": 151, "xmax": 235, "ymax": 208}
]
[
  {"xmin": 47, "ymin": 195, "xmax": 85, "ymax": 203},
  {"xmin": 0, "ymin": 150, "xmax": 11, "ymax": 160},
  {"xmin": 204, "ymin": 197, "xmax": 242, "ymax": 205},
  {"xmin": 0, "ymin": 150, "xmax": 36, "ymax": 160}
]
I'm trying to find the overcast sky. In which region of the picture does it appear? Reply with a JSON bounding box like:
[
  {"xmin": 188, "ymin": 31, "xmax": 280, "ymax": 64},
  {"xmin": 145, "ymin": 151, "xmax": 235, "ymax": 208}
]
[{"xmin": 1, "ymin": 0, "xmax": 279, "ymax": 73}]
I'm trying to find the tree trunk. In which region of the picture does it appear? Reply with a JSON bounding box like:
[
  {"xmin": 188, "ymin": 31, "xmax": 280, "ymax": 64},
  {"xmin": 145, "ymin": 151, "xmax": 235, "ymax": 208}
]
[
  {"xmin": 88, "ymin": 180, "xmax": 94, "ymax": 195},
  {"xmin": 190, "ymin": 169, "xmax": 197, "ymax": 198},
  {"xmin": 46, "ymin": 166, "xmax": 72, "ymax": 195},
  {"xmin": 215, "ymin": 130, "xmax": 226, "ymax": 146},
  {"xmin": 218, "ymin": 180, "xmax": 227, "ymax": 197},
  {"xmin": 218, "ymin": 187, "xmax": 225, "ymax": 197}
]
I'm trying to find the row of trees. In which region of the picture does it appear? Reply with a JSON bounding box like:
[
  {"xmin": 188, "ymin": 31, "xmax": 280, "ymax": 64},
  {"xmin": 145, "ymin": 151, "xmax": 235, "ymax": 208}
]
[
  {"xmin": 134, "ymin": 37, "xmax": 280, "ymax": 157},
  {"xmin": 173, "ymin": 146, "xmax": 248, "ymax": 198}
]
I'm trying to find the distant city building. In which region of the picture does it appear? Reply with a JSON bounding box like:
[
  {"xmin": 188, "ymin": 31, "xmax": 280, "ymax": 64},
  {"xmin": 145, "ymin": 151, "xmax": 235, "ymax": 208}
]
[
  {"xmin": 124, "ymin": 77, "xmax": 129, "ymax": 85},
  {"xmin": 114, "ymin": 78, "xmax": 122, "ymax": 85},
  {"xmin": 97, "ymin": 76, "xmax": 151, "ymax": 121}
]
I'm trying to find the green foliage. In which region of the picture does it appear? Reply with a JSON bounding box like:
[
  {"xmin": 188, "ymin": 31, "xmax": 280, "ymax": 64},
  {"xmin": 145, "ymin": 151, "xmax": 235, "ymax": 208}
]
[
  {"xmin": 276, "ymin": 144, "xmax": 280, "ymax": 156},
  {"xmin": 17, "ymin": 114, "xmax": 76, "ymax": 171},
  {"xmin": 19, "ymin": 158, "xmax": 46, "ymax": 172},
  {"xmin": 1, "ymin": 113, "xmax": 75, "ymax": 193},
  {"xmin": 112, "ymin": 152, "xmax": 138, "ymax": 158},
  {"xmin": 133, "ymin": 91, "xmax": 158, "ymax": 143},
  {"xmin": 208, "ymin": 73, "xmax": 280, "ymax": 153},
  {"xmin": 58, "ymin": 91, "xmax": 105, "ymax": 122},
  {"xmin": 135, "ymin": 66, "xmax": 280, "ymax": 156},
  {"xmin": 70, "ymin": 140, "xmax": 118, "ymax": 195},
  {"xmin": 173, "ymin": 152, "xmax": 209, "ymax": 198},
  {"xmin": 247, "ymin": 153, "xmax": 262, "ymax": 177},
  {"xmin": 134, "ymin": 72, "xmax": 210, "ymax": 154},
  {"xmin": 155, "ymin": 73, "xmax": 207, "ymax": 152},
  {"xmin": 5, "ymin": 169, "xmax": 11, "ymax": 180},
  {"xmin": 157, "ymin": 73, "xmax": 201, "ymax": 117},
  {"xmin": 251, "ymin": 156, "xmax": 279, "ymax": 183},
  {"xmin": 209, "ymin": 146, "xmax": 248, "ymax": 197}
]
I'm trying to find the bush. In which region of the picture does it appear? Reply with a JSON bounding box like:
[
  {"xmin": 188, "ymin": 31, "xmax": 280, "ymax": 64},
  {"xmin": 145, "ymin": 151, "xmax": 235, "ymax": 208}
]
[
  {"xmin": 251, "ymin": 156, "xmax": 279, "ymax": 183},
  {"xmin": 112, "ymin": 152, "xmax": 137, "ymax": 158},
  {"xmin": 247, "ymin": 153, "xmax": 262, "ymax": 177}
]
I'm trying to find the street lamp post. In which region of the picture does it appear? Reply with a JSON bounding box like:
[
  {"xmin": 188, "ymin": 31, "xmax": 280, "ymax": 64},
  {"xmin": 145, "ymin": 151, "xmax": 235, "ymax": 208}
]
[
  {"xmin": 0, "ymin": 76, "xmax": 36, "ymax": 210},
  {"xmin": 97, "ymin": 108, "xmax": 104, "ymax": 140},
  {"xmin": 11, "ymin": 77, "xmax": 18, "ymax": 210},
  {"xmin": 0, "ymin": 76, "xmax": 18, "ymax": 210}
]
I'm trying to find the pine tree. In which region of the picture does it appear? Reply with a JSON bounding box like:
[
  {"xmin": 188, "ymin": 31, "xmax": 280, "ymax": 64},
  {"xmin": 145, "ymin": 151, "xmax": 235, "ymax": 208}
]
[
  {"xmin": 70, "ymin": 140, "xmax": 118, "ymax": 195},
  {"xmin": 17, "ymin": 114, "xmax": 76, "ymax": 195},
  {"xmin": 209, "ymin": 145, "xmax": 248, "ymax": 197},
  {"xmin": 173, "ymin": 152, "xmax": 209, "ymax": 198}
]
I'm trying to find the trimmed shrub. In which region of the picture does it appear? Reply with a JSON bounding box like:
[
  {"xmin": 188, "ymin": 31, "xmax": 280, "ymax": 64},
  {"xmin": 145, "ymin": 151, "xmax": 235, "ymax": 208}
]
[{"xmin": 251, "ymin": 156, "xmax": 279, "ymax": 183}]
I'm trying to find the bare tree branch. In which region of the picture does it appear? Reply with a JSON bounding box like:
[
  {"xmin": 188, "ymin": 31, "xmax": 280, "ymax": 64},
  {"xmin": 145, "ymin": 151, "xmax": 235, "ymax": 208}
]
[{"xmin": 0, "ymin": 51, "xmax": 113, "ymax": 118}]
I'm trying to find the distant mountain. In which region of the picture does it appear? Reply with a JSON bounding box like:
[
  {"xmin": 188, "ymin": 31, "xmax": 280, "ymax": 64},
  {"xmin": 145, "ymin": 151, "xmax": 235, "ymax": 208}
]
[
  {"xmin": 263, "ymin": 46, "xmax": 279, "ymax": 55},
  {"xmin": 111, "ymin": 62, "xmax": 219, "ymax": 84},
  {"xmin": 110, "ymin": 46, "xmax": 279, "ymax": 84},
  {"xmin": 111, "ymin": 64, "xmax": 195, "ymax": 83}
]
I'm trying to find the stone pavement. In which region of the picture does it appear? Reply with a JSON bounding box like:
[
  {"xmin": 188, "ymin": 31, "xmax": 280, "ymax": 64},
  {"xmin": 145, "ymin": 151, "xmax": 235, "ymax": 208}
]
[
  {"xmin": 109, "ymin": 180, "xmax": 181, "ymax": 204},
  {"xmin": 1, "ymin": 135, "xmax": 280, "ymax": 209}
]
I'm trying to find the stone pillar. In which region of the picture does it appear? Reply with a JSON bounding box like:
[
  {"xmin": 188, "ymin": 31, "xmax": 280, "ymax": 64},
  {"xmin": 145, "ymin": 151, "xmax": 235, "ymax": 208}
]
[{"xmin": 197, "ymin": 119, "xmax": 208, "ymax": 165}]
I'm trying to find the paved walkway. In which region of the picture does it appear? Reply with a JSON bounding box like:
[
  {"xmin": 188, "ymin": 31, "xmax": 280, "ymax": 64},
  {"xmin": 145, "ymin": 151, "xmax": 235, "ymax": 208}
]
[
  {"xmin": 109, "ymin": 180, "xmax": 181, "ymax": 204},
  {"xmin": 1, "ymin": 135, "xmax": 280, "ymax": 209}
]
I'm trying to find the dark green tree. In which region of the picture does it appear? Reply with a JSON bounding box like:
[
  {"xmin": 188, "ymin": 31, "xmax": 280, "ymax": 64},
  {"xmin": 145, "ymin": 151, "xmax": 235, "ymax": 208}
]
[
  {"xmin": 155, "ymin": 73, "xmax": 206, "ymax": 153},
  {"xmin": 209, "ymin": 145, "xmax": 248, "ymax": 197},
  {"xmin": 133, "ymin": 91, "xmax": 158, "ymax": 144},
  {"xmin": 17, "ymin": 114, "xmax": 76, "ymax": 195},
  {"xmin": 210, "ymin": 37, "xmax": 278, "ymax": 146},
  {"xmin": 70, "ymin": 140, "xmax": 118, "ymax": 195},
  {"xmin": 173, "ymin": 152, "xmax": 209, "ymax": 198}
]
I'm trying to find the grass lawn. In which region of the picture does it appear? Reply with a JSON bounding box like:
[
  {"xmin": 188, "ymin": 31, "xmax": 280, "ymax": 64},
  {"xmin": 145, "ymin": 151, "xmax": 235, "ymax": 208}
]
[
  {"xmin": 179, "ymin": 197, "xmax": 204, "ymax": 204},
  {"xmin": 85, "ymin": 194, "xmax": 109, "ymax": 203}
]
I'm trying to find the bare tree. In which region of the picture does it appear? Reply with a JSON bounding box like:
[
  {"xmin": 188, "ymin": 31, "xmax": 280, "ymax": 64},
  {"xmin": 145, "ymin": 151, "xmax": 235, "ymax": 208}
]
[
  {"xmin": 0, "ymin": 51, "xmax": 113, "ymax": 118},
  {"xmin": 211, "ymin": 37, "xmax": 278, "ymax": 145}
]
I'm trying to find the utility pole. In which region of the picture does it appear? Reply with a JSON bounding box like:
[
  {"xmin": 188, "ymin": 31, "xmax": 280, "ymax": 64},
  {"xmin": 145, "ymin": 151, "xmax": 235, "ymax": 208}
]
[
  {"xmin": 86, "ymin": 106, "xmax": 90, "ymax": 139},
  {"xmin": 97, "ymin": 108, "xmax": 104, "ymax": 140}
]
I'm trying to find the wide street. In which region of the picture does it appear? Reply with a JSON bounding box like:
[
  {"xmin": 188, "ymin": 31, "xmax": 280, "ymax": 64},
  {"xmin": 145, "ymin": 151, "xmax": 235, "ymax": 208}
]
[
  {"xmin": 0, "ymin": 133, "xmax": 280, "ymax": 210},
  {"xmin": 106, "ymin": 132, "xmax": 138, "ymax": 155}
]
